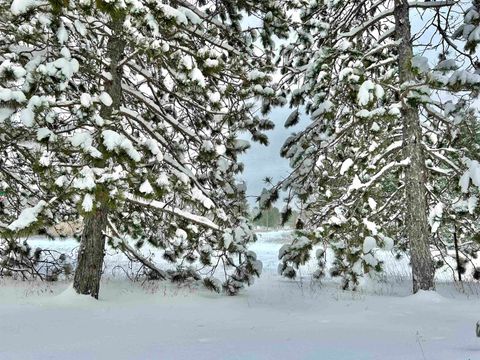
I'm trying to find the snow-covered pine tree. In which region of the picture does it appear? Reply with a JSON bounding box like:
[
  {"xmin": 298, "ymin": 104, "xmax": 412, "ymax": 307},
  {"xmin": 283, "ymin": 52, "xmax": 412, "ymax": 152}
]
[
  {"xmin": 0, "ymin": 0, "xmax": 287, "ymax": 297},
  {"xmin": 430, "ymin": 0, "xmax": 480, "ymax": 282},
  {"xmin": 270, "ymin": 0, "xmax": 480, "ymax": 291}
]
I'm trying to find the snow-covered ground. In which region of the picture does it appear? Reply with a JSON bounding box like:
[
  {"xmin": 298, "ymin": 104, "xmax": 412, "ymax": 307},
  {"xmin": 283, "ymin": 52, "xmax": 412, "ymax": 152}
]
[{"xmin": 0, "ymin": 231, "xmax": 479, "ymax": 360}]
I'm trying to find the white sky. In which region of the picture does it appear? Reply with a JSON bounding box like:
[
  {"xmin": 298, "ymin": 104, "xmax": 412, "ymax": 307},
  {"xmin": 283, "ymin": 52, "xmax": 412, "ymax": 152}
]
[{"xmin": 239, "ymin": 107, "xmax": 309, "ymax": 206}]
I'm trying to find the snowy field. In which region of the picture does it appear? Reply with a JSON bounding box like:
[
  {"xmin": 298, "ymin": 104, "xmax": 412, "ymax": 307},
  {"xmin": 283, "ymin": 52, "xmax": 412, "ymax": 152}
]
[{"xmin": 0, "ymin": 231, "xmax": 479, "ymax": 360}]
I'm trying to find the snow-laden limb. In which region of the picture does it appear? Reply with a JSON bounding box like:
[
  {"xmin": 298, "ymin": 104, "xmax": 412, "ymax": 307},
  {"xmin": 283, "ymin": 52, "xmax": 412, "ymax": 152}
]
[
  {"xmin": 422, "ymin": 143, "xmax": 461, "ymax": 173},
  {"xmin": 349, "ymin": 159, "xmax": 411, "ymax": 192},
  {"xmin": 428, "ymin": 202, "xmax": 445, "ymax": 233},
  {"xmin": 339, "ymin": 9, "xmax": 394, "ymax": 38},
  {"xmin": 121, "ymin": 85, "xmax": 199, "ymax": 140},
  {"xmin": 102, "ymin": 130, "xmax": 142, "ymax": 162},
  {"xmin": 370, "ymin": 141, "xmax": 403, "ymax": 166},
  {"xmin": 340, "ymin": 158, "xmax": 354, "ymax": 175},
  {"xmin": 7, "ymin": 197, "xmax": 57, "ymax": 232},
  {"xmin": 453, "ymin": 1, "xmax": 480, "ymax": 54},
  {"xmin": 10, "ymin": 0, "xmax": 43, "ymax": 15},
  {"xmin": 340, "ymin": 1, "xmax": 456, "ymax": 38},
  {"xmin": 123, "ymin": 192, "xmax": 219, "ymax": 231},
  {"xmin": 317, "ymin": 159, "xmax": 410, "ymax": 221},
  {"xmin": 118, "ymin": 106, "xmax": 216, "ymax": 205},
  {"xmin": 106, "ymin": 219, "xmax": 169, "ymax": 280},
  {"xmin": 408, "ymin": 1, "xmax": 458, "ymax": 9}
]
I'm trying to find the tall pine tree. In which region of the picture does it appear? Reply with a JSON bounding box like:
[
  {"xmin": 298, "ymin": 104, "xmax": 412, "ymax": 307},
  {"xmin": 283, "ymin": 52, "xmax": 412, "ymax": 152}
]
[
  {"xmin": 271, "ymin": 0, "xmax": 480, "ymax": 291},
  {"xmin": 0, "ymin": 0, "xmax": 287, "ymax": 297}
]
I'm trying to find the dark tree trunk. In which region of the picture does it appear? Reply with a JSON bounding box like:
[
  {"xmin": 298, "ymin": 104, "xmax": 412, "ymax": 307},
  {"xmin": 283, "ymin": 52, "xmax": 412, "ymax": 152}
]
[
  {"xmin": 73, "ymin": 17, "xmax": 125, "ymax": 298},
  {"xmin": 73, "ymin": 207, "xmax": 108, "ymax": 299},
  {"xmin": 453, "ymin": 225, "xmax": 462, "ymax": 282},
  {"xmin": 394, "ymin": 0, "xmax": 435, "ymax": 293}
]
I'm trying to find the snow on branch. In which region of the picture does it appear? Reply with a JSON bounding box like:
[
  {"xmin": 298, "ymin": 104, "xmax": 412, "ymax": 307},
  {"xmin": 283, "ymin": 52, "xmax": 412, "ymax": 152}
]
[
  {"xmin": 169, "ymin": 0, "xmax": 237, "ymax": 42},
  {"xmin": 121, "ymin": 85, "xmax": 197, "ymax": 140},
  {"xmin": 423, "ymin": 143, "xmax": 461, "ymax": 172},
  {"xmin": 123, "ymin": 192, "xmax": 219, "ymax": 230},
  {"xmin": 349, "ymin": 159, "xmax": 411, "ymax": 192},
  {"xmin": 340, "ymin": 1, "xmax": 457, "ymax": 38},
  {"xmin": 119, "ymin": 106, "xmax": 215, "ymax": 204},
  {"xmin": 7, "ymin": 197, "xmax": 57, "ymax": 232},
  {"xmin": 10, "ymin": 0, "xmax": 44, "ymax": 15},
  {"xmin": 106, "ymin": 219, "xmax": 169, "ymax": 280},
  {"xmin": 340, "ymin": 9, "xmax": 394, "ymax": 38},
  {"xmin": 175, "ymin": 0, "xmax": 216, "ymax": 24},
  {"xmin": 375, "ymin": 27, "xmax": 396, "ymax": 45},
  {"xmin": 409, "ymin": 1, "xmax": 458, "ymax": 9},
  {"xmin": 126, "ymin": 63, "xmax": 225, "ymax": 116},
  {"xmin": 315, "ymin": 159, "xmax": 411, "ymax": 221},
  {"xmin": 370, "ymin": 141, "xmax": 403, "ymax": 166}
]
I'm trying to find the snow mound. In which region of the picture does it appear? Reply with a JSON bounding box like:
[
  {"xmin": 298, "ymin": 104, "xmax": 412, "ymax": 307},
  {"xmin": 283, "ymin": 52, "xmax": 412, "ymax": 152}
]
[
  {"xmin": 52, "ymin": 285, "xmax": 99, "ymax": 306},
  {"xmin": 405, "ymin": 290, "xmax": 445, "ymax": 304}
]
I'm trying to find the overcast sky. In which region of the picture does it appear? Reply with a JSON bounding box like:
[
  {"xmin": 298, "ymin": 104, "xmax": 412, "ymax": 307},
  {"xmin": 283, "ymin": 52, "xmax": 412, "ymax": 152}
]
[{"xmin": 239, "ymin": 107, "xmax": 309, "ymax": 206}]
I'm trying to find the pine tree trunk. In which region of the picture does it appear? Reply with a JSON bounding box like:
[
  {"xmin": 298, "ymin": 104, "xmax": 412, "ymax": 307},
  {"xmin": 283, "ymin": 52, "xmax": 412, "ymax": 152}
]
[
  {"xmin": 453, "ymin": 225, "xmax": 462, "ymax": 282},
  {"xmin": 73, "ymin": 207, "xmax": 108, "ymax": 299},
  {"xmin": 73, "ymin": 17, "xmax": 125, "ymax": 298},
  {"xmin": 394, "ymin": 0, "xmax": 435, "ymax": 293}
]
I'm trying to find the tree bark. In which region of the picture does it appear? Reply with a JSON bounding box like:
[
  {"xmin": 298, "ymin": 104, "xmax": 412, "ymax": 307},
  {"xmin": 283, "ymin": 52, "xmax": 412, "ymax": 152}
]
[
  {"xmin": 453, "ymin": 225, "xmax": 462, "ymax": 282},
  {"xmin": 73, "ymin": 17, "xmax": 126, "ymax": 298},
  {"xmin": 394, "ymin": 0, "xmax": 435, "ymax": 293},
  {"xmin": 73, "ymin": 207, "xmax": 108, "ymax": 298}
]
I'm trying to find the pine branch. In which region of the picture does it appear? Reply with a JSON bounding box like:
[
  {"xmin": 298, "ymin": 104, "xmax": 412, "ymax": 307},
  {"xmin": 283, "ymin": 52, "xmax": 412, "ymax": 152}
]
[
  {"xmin": 106, "ymin": 219, "xmax": 169, "ymax": 280},
  {"xmin": 123, "ymin": 192, "xmax": 220, "ymax": 230}
]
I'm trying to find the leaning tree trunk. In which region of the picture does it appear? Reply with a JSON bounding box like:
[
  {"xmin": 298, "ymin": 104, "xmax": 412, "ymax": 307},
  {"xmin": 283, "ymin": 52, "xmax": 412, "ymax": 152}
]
[
  {"xmin": 73, "ymin": 17, "xmax": 126, "ymax": 299},
  {"xmin": 394, "ymin": 0, "xmax": 435, "ymax": 293}
]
